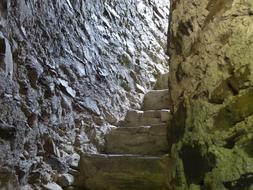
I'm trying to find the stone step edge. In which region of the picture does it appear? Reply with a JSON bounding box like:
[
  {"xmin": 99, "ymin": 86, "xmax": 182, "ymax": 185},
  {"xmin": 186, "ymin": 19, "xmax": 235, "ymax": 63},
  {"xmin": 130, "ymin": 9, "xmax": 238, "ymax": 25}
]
[
  {"xmin": 117, "ymin": 122, "xmax": 169, "ymax": 128},
  {"xmin": 145, "ymin": 89, "xmax": 169, "ymax": 93},
  {"xmin": 125, "ymin": 109, "xmax": 171, "ymax": 120},
  {"xmin": 126, "ymin": 109, "xmax": 170, "ymax": 116},
  {"xmin": 127, "ymin": 108, "xmax": 170, "ymax": 112},
  {"xmin": 82, "ymin": 153, "xmax": 169, "ymax": 159},
  {"xmin": 114, "ymin": 124, "xmax": 168, "ymax": 129}
]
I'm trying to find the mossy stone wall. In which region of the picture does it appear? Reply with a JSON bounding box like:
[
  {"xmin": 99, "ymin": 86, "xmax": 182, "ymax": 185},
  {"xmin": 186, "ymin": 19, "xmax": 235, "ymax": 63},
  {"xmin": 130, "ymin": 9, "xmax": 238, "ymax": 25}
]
[{"xmin": 168, "ymin": 0, "xmax": 253, "ymax": 189}]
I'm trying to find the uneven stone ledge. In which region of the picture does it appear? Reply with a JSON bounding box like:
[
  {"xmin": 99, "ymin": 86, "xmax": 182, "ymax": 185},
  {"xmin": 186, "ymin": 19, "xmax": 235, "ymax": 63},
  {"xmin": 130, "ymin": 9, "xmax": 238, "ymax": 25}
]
[
  {"xmin": 142, "ymin": 89, "xmax": 170, "ymax": 110},
  {"xmin": 105, "ymin": 125, "xmax": 169, "ymax": 155},
  {"xmin": 120, "ymin": 109, "xmax": 171, "ymax": 127},
  {"xmin": 75, "ymin": 153, "xmax": 172, "ymax": 190}
]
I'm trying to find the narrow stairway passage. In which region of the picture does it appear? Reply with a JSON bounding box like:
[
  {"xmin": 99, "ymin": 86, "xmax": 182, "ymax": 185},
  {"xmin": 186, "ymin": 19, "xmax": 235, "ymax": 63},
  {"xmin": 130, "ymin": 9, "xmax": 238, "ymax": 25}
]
[{"xmin": 75, "ymin": 75, "xmax": 172, "ymax": 190}]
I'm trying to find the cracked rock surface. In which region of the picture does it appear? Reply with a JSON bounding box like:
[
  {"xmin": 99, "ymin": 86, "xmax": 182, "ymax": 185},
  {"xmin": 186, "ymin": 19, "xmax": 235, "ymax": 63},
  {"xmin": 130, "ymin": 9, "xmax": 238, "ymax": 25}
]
[{"xmin": 0, "ymin": 0, "xmax": 169, "ymax": 189}]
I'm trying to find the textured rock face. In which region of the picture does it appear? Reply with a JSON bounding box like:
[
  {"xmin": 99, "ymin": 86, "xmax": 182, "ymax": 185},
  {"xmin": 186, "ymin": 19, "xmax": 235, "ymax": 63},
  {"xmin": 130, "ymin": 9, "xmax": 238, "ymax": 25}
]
[
  {"xmin": 168, "ymin": 0, "xmax": 253, "ymax": 189},
  {"xmin": 0, "ymin": 0, "xmax": 169, "ymax": 189}
]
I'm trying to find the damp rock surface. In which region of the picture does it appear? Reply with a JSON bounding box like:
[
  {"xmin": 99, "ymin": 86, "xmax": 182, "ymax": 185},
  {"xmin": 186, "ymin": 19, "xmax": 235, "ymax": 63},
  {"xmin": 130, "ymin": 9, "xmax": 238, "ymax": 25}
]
[
  {"xmin": 168, "ymin": 0, "xmax": 253, "ymax": 189},
  {"xmin": 0, "ymin": 0, "xmax": 169, "ymax": 189}
]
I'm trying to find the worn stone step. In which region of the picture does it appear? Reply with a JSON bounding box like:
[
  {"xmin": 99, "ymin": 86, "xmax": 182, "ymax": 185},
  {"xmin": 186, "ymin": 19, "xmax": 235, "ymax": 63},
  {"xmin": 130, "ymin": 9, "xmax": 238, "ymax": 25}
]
[
  {"xmin": 142, "ymin": 89, "xmax": 170, "ymax": 110},
  {"xmin": 104, "ymin": 125, "xmax": 168, "ymax": 155},
  {"xmin": 118, "ymin": 120, "xmax": 167, "ymax": 128},
  {"xmin": 75, "ymin": 154, "xmax": 171, "ymax": 190},
  {"xmin": 125, "ymin": 109, "xmax": 171, "ymax": 122},
  {"xmin": 118, "ymin": 109, "xmax": 171, "ymax": 127},
  {"xmin": 154, "ymin": 72, "xmax": 169, "ymax": 90}
]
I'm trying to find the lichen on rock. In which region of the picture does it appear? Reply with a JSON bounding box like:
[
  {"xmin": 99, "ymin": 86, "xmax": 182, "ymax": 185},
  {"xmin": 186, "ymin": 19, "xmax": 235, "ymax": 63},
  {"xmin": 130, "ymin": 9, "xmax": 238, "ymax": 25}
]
[{"xmin": 168, "ymin": 0, "xmax": 253, "ymax": 189}]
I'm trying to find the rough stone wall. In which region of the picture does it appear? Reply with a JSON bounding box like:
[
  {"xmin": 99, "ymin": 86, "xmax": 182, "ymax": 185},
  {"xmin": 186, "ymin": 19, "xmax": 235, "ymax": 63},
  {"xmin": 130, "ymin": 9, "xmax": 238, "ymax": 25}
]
[
  {"xmin": 168, "ymin": 0, "xmax": 253, "ymax": 189},
  {"xmin": 0, "ymin": 0, "xmax": 169, "ymax": 188}
]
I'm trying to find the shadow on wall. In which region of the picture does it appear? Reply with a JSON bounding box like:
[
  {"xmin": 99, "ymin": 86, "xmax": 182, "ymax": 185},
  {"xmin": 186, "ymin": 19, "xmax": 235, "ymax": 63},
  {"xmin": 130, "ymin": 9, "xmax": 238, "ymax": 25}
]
[{"xmin": 180, "ymin": 144, "xmax": 216, "ymax": 186}]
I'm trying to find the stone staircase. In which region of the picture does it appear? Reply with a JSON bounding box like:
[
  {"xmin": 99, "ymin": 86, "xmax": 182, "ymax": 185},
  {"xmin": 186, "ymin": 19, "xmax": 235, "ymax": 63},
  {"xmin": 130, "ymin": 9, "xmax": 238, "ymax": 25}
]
[{"xmin": 75, "ymin": 81, "xmax": 171, "ymax": 190}]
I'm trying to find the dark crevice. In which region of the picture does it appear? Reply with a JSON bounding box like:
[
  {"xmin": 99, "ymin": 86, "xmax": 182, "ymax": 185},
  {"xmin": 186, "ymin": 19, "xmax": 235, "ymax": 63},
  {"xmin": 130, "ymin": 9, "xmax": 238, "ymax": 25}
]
[
  {"xmin": 168, "ymin": 101, "xmax": 186, "ymax": 148},
  {"xmin": 223, "ymin": 173, "xmax": 253, "ymax": 190},
  {"xmin": 0, "ymin": 37, "xmax": 6, "ymax": 56},
  {"xmin": 224, "ymin": 130, "xmax": 246, "ymax": 149},
  {"xmin": 180, "ymin": 144, "xmax": 215, "ymax": 185}
]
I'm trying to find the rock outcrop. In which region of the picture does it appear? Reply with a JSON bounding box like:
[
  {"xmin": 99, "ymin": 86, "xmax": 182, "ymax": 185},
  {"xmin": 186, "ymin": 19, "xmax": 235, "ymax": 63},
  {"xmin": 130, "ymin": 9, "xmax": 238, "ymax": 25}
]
[
  {"xmin": 168, "ymin": 0, "xmax": 253, "ymax": 189},
  {"xmin": 0, "ymin": 0, "xmax": 169, "ymax": 189}
]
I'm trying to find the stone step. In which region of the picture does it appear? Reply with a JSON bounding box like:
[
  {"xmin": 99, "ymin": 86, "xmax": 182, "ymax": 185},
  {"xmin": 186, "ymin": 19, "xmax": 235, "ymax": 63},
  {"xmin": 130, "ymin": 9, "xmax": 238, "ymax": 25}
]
[
  {"xmin": 118, "ymin": 109, "xmax": 171, "ymax": 127},
  {"xmin": 75, "ymin": 153, "xmax": 171, "ymax": 190},
  {"xmin": 104, "ymin": 125, "xmax": 169, "ymax": 155},
  {"xmin": 142, "ymin": 89, "xmax": 170, "ymax": 111},
  {"xmin": 154, "ymin": 72, "xmax": 169, "ymax": 90},
  {"xmin": 126, "ymin": 109, "xmax": 171, "ymax": 122}
]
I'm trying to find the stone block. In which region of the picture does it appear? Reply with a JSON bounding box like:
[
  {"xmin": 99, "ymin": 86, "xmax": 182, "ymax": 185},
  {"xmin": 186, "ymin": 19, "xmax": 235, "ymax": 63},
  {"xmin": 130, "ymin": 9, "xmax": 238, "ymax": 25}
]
[
  {"xmin": 142, "ymin": 89, "xmax": 170, "ymax": 110},
  {"xmin": 105, "ymin": 125, "xmax": 169, "ymax": 155},
  {"xmin": 76, "ymin": 154, "xmax": 172, "ymax": 190}
]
